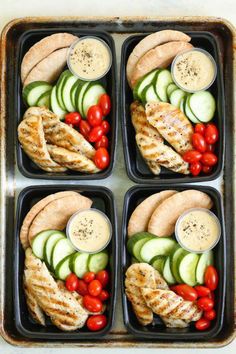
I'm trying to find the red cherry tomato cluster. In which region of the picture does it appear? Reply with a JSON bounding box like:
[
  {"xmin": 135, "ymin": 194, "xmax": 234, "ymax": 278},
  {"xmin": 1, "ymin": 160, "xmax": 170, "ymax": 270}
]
[
  {"xmin": 183, "ymin": 123, "xmax": 219, "ymax": 176},
  {"xmin": 64, "ymin": 94, "xmax": 111, "ymax": 170},
  {"xmin": 65, "ymin": 270, "xmax": 110, "ymax": 331}
]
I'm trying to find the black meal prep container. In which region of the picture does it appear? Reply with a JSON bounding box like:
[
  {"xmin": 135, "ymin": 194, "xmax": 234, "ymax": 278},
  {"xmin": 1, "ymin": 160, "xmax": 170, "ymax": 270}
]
[
  {"xmin": 16, "ymin": 28, "xmax": 117, "ymax": 179},
  {"xmin": 14, "ymin": 185, "xmax": 118, "ymax": 340},
  {"xmin": 121, "ymin": 185, "xmax": 226, "ymax": 340},
  {"xmin": 120, "ymin": 32, "xmax": 225, "ymax": 184}
]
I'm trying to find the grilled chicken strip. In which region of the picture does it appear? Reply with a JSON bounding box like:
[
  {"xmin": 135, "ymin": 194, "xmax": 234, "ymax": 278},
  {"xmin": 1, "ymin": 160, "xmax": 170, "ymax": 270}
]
[
  {"xmin": 146, "ymin": 102, "xmax": 193, "ymax": 154},
  {"xmin": 44, "ymin": 120, "xmax": 95, "ymax": 159},
  {"xmin": 18, "ymin": 115, "xmax": 67, "ymax": 172},
  {"xmin": 141, "ymin": 288, "xmax": 202, "ymax": 322},
  {"xmin": 161, "ymin": 317, "xmax": 189, "ymax": 328},
  {"xmin": 136, "ymin": 133, "xmax": 189, "ymax": 174},
  {"xmin": 25, "ymin": 262, "xmax": 88, "ymax": 331},
  {"xmin": 23, "ymin": 107, "xmax": 59, "ymax": 130},
  {"xmin": 47, "ymin": 144, "xmax": 100, "ymax": 173}
]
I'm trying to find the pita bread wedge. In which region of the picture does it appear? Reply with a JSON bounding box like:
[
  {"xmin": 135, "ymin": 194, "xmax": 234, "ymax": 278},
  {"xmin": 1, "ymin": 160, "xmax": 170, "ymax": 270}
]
[
  {"xmin": 23, "ymin": 48, "xmax": 69, "ymax": 87},
  {"xmin": 148, "ymin": 190, "xmax": 213, "ymax": 237},
  {"xmin": 127, "ymin": 190, "xmax": 177, "ymax": 237},
  {"xmin": 127, "ymin": 30, "xmax": 191, "ymax": 86},
  {"xmin": 20, "ymin": 191, "xmax": 79, "ymax": 249},
  {"xmin": 130, "ymin": 41, "xmax": 193, "ymax": 88},
  {"xmin": 21, "ymin": 33, "xmax": 78, "ymax": 82},
  {"xmin": 28, "ymin": 194, "xmax": 92, "ymax": 244}
]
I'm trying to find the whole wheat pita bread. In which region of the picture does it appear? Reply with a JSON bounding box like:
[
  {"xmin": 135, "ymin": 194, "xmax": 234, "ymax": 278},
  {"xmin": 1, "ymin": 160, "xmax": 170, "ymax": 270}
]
[
  {"xmin": 148, "ymin": 190, "xmax": 213, "ymax": 237},
  {"xmin": 127, "ymin": 191, "xmax": 177, "ymax": 237},
  {"xmin": 130, "ymin": 41, "xmax": 193, "ymax": 88},
  {"xmin": 20, "ymin": 191, "xmax": 79, "ymax": 249},
  {"xmin": 28, "ymin": 194, "xmax": 92, "ymax": 244},
  {"xmin": 21, "ymin": 33, "xmax": 78, "ymax": 83},
  {"xmin": 23, "ymin": 48, "xmax": 69, "ymax": 87},
  {"xmin": 127, "ymin": 30, "xmax": 190, "ymax": 86}
]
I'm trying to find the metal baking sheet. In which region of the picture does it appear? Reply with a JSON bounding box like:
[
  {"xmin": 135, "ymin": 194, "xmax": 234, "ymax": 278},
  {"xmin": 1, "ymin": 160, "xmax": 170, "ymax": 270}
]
[{"xmin": 0, "ymin": 16, "xmax": 235, "ymax": 348}]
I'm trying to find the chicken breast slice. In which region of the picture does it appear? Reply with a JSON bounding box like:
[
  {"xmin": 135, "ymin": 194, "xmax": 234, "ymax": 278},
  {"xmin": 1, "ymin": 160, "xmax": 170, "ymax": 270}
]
[
  {"xmin": 146, "ymin": 102, "xmax": 194, "ymax": 154},
  {"xmin": 23, "ymin": 106, "xmax": 59, "ymax": 129},
  {"xmin": 18, "ymin": 115, "xmax": 67, "ymax": 172},
  {"xmin": 136, "ymin": 133, "xmax": 189, "ymax": 174}
]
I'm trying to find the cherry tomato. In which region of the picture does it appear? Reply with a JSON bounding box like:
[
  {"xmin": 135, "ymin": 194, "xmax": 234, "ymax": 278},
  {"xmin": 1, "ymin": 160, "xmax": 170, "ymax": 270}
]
[
  {"xmin": 79, "ymin": 120, "xmax": 91, "ymax": 138},
  {"xmin": 170, "ymin": 285, "xmax": 179, "ymax": 292},
  {"xmin": 95, "ymin": 135, "xmax": 109, "ymax": 149},
  {"xmin": 195, "ymin": 318, "xmax": 211, "ymax": 331},
  {"xmin": 206, "ymin": 144, "xmax": 215, "ymax": 153},
  {"xmin": 172, "ymin": 284, "xmax": 198, "ymax": 301},
  {"xmin": 87, "ymin": 105, "xmax": 103, "ymax": 127},
  {"xmin": 65, "ymin": 112, "xmax": 82, "ymax": 127},
  {"xmin": 194, "ymin": 286, "xmax": 211, "ymax": 297},
  {"xmin": 101, "ymin": 120, "xmax": 110, "ymax": 135},
  {"xmin": 197, "ymin": 297, "xmax": 214, "ymax": 311},
  {"xmin": 83, "ymin": 272, "xmax": 96, "ymax": 283},
  {"xmin": 99, "ymin": 289, "xmax": 110, "ymax": 301},
  {"xmin": 94, "ymin": 147, "xmax": 110, "ymax": 170},
  {"xmin": 83, "ymin": 295, "xmax": 103, "ymax": 313},
  {"xmin": 98, "ymin": 94, "xmax": 111, "ymax": 116},
  {"xmin": 209, "ymin": 291, "xmax": 215, "ymax": 301},
  {"xmin": 65, "ymin": 273, "xmax": 79, "ymax": 292},
  {"xmin": 202, "ymin": 165, "xmax": 213, "ymax": 174},
  {"xmin": 201, "ymin": 152, "xmax": 218, "ymax": 166},
  {"xmin": 192, "ymin": 133, "xmax": 207, "ymax": 152},
  {"xmin": 76, "ymin": 279, "xmax": 88, "ymax": 296},
  {"xmin": 205, "ymin": 124, "xmax": 219, "ymax": 144},
  {"xmin": 204, "ymin": 309, "xmax": 216, "ymax": 321},
  {"xmin": 86, "ymin": 314, "xmax": 107, "ymax": 331},
  {"xmin": 204, "ymin": 266, "xmax": 219, "ymax": 291},
  {"xmin": 88, "ymin": 280, "xmax": 102, "ymax": 297},
  {"xmin": 190, "ymin": 162, "xmax": 202, "ymax": 176},
  {"xmin": 183, "ymin": 150, "xmax": 202, "ymax": 163},
  {"xmin": 96, "ymin": 270, "xmax": 109, "ymax": 288},
  {"xmin": 88, "ymin": 126, "xmax": 104, "ymax": 143},
  {"xmin": 195, "ymin": 123, "xmax": 206, "ymax": 135}
]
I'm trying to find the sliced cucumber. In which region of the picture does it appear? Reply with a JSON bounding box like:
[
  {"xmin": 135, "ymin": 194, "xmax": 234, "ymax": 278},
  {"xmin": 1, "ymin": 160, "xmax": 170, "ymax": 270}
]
[
  {"xmin": 51, "ymin": 238, "xmax": 75, "ymax": 270},
  {"xmin": 88, "ymin": 251, "xmax": 109, "ymax": 273},
  {"xmin": 163, "ymin": 256, "xmax": 176, "ymax": 285},
  {"xmin": 133, "ymin": 69, "xmax": 159, "ymax": 100},
  {"xmin": 142, "ymin": 84, "xmax": 161, "ymax": 104},
  {"xmin": 170, "ymin": 247, "xmax": 188, "ymax": 283},
  {"xmin": 150, "ymin": 255, "xmax": 166, "ymax": 275},
  {"xmin": 62, "ymin": 74, "xmax": 78, "ymax": 112},
  {"xmin": 140, "ymin": 238, "xmax": 177, "ymax": 263},
  {"xmin": 82, "ymin": 83, "xmax": 105, "ymax": 118},
  {"xmin": 127, "ymin": 232, "xmax": 156, "ymax": 261},
  {"xmin": 185, "ymin": 95, "xmax": 200, "ymax": 123},
  {"xmin": 56, "ymin": 70, "xmax": 70, "ymax": 110},
  {"xmin": 179, "ymin": 96, "xmax": 186, "ymax": 113},
  {"xmin": 167, "ymin": 83, "xmax": 178, "ymax": 98},
  {"xmin": 189, "ymin": 91, "xmax": 216, "ymax": 122},
  {"xmin": 170, "ymin": 89, "xmax": 186, "ymax": 108},
  {"xmin": 71, "ymin": 252, "xmax": 90, "ymax": 278},
  {"xmin": 75, "ymin": 82, "xmax": 90, "ymax": 116},
  {"xmin": 44, "ymin": 231, "xmax": 65, "ymax": 267},
  {"xmin": 196, "ymin": 250, "xmax": 214, "ymax": 284},
  {"xmin": 50, "ymin": 86, "xmax": 67, "ymax": 120},
  {"xmin": 71, "ymin": 80, "xmax": 83, "ymax": 108},
  {"xmin": 32, "ymin": 230, "xmax": 55, "ymax": 260},
  {"xmin": 55, "ymin": 254, "xmax": 74, "ymax": 280},
  {"xmin": 179, "ymin": 253, "xmax": 199, "ymax": 286},
  {"xmin": 36, "ymin": 89, "xmax": 51, "ymax": 108},
  {"xmin": 155, "ymin": 69, "xmax": 173, "ymax": 102},
  {"xmin": 23, "ymin": 81, "xmax": 52, "ymax": 107}
]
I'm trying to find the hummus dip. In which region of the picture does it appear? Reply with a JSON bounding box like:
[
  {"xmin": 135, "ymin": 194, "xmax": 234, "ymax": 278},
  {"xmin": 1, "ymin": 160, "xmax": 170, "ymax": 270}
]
[
  {"xmin": 68, "ymin": 37, "xmax": 112, "ymax": 80},
  {"xmin": 172, "ymin": 48, "xmax": 216, "ymax": 92},
  {"xmin": 176, "ymin": 208, "xmax": 221, "ymax": 252},
  {"xmin": 67, "ymin": 209, "xmax": 111, "ymax": 253}
]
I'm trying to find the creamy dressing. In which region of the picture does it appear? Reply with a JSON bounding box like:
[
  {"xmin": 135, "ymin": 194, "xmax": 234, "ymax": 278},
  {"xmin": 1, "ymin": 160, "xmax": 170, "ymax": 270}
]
[
  {"xmin": 68, "ymin": 37, "xmax": 111, "ymax": 80},
  {"xmin": 67, "ymin": 209, "xmax": 111, "ymax": 253},
  {"xmin": 172, "ymin": 49, "xmax": 216, "ymax": 92},
  {"xmin": 177, "ymin": 209, "xmax": 220, "ymax": 252}
]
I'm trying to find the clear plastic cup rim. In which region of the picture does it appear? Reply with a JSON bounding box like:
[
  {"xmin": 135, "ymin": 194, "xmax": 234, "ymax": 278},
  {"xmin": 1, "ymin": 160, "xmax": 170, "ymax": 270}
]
[
  {"xmin": 67, "ymin": 36, "xmax": 112, "ymax": 81},
  {"xmin": 171, "ymin": 48, "xmax": 217, "ymax": 93},
  {"xmin": 175, "ymin": 208, "xmax": 221, "ymax": 254},
  {"xmin": 66, "ymin": 208, "xmax": 112, "ymax": 254}
]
